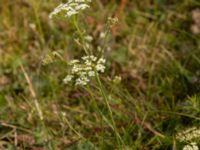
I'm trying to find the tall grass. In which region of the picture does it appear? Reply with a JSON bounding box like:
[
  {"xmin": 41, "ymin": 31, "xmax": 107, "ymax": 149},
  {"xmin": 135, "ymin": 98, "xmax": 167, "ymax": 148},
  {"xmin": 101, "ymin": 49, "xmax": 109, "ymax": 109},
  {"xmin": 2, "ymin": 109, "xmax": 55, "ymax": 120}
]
[{"xmin": 0, "ymin": 0, "xmax": 200, "ymax": 149}]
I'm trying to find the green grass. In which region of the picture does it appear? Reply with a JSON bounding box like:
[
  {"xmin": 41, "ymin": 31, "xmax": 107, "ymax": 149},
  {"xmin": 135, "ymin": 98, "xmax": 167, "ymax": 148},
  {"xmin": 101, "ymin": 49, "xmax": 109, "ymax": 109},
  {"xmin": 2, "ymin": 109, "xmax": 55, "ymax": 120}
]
[{"xmin": 0, "ymin": 0, "xmax": 200, "ymax": 149}]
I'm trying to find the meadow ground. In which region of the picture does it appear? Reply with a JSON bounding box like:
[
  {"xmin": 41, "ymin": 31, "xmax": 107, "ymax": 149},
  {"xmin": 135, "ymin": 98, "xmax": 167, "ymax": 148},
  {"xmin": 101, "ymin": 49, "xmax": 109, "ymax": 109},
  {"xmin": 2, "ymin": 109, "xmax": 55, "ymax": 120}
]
[{"xmin": 0, "ymin": 0, "xmax": 200, "ymax": 149}]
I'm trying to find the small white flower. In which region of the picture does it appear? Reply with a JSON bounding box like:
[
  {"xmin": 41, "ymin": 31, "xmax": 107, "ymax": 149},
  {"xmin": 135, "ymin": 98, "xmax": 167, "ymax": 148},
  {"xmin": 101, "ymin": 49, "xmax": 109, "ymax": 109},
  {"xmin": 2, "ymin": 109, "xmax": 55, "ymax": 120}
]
[
  {"xmin": 49, "ymin": 0, "xmax": 92, "ymax": 19},
  {"xmin": 72, "ymin": 65, "xmax": 82, "ymax": 73},
  {"xmin": 75, "ymin": 75, "xmax": 89, "ymax": 85},
  {"xmin": 68, "ymin": 3, "xmax": 78, "ymax": 7},
  {"xmin": 69, "ymin": 59, "xmax": 80, "ymax": 65},
  {"xmin": 63, "ymin": 75, "xmax": 74, "ymax": 84},
  {"xmin": 63, "ymin": 55, "xmax": 106, "ymax": 86},
  {"xmin": 66, "ymin": 10, "xmax": 78, "ymax": 17},
  {"xmin": 100, "ymin": 32, "xmax": 106, "ymax": 38},
  {"xmin": 82, "ymin": 56, "xmax": 89, "ymax": 60},
  {"xmin": 90, "ymin": 55, "xmax": 97, "ymax": 61},
  {"xmin": 82, "ymin": 55, "xmax": 97, "ymax": 61},
  {"xmin": 113, "ymin": 76, "xmax": 122, "ymax": 84},
  {"xmin": 98, "ymin": 58, "xmax": 106, "ymax": 64},
  {"xmin": 96, "ymin": 64, "xmax": 105, "ymax": 73},
  {"xmin": 85, "ymin": 60, "xmax": 92, "ymax": 66},
  {"xmin": 85, "ymin": 43, "xmax": 90, "ymax": 49},
  {"xmin": 84, "ymin": 66, "xmax": 92, "ymax": 71},
  {"xmin": 84, "ymin": 35, "xmax": 93, "ymax": 42},
  {"xmin": 79, "ymin": 71, "xmax": 87, "ymax": 76},
  {"xmin": 75, "ymin": 78, "xmax": 86, "ymax": 85},
  {"xmin": 75, "ymin": 4, "xmax": 90, "ymax": 10},
  {"xmin": 183, "ymin": 143, "xmax": 199, "ymax": 150},
  {"xmin": 108, "ymin": 17, "xmax": 119, "ymax": 27},
  {"xmin": 88, "ymin": 71, "xmax": 95, "ymax": 77},
  {"xmin": 61, "ymin": 112, "xmax": 66, "ymax": 117}
]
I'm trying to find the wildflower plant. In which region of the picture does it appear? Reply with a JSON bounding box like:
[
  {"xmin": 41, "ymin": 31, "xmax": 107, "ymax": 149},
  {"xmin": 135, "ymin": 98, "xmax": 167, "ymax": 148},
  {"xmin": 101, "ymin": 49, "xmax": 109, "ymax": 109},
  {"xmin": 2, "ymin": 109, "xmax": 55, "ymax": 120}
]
[
  {"xmin": 48, "ymin": 0, "xmax": 111, "ymax": 87},
  {"xmin": 48, "ymin": 0, "xmax": 123, "ymax": 148}
]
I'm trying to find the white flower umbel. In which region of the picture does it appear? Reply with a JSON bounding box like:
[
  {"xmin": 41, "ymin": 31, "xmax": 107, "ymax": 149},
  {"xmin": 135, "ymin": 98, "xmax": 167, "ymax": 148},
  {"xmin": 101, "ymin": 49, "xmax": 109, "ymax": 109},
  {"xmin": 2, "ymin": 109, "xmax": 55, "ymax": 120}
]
[
  {"xmin": 183, "ymin": 143, "xmax": 199, "ymax": 150},
  {"xmin": 49, "ymin": 0, "xmax": 92, "ymax": 18},
  {"xmin": 63, "ymin": 55, "xmax": 106, "ymax": 86},
  {"xmin": 176, "ymin": 127, "xmax": 200, "ymax": 142}
]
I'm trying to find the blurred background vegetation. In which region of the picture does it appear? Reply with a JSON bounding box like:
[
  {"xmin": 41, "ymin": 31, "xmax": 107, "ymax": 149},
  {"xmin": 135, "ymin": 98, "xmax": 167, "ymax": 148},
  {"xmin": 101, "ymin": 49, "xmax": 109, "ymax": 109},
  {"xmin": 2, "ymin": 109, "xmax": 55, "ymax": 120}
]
[{"xmin": 0, "ymin": 0, "xmax": 200, "ymax": 149}]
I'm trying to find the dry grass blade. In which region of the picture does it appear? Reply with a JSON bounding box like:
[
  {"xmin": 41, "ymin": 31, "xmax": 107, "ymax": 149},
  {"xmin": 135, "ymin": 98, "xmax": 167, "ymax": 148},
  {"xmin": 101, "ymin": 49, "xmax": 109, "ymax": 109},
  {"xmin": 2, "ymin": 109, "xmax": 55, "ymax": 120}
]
[
  {"xmin": 20, "ymin": 64, "xmax": 44, "ymax": 121},
  {"xmin": 133, "ymin": 114, "xmax": 165, "ymax": 138}
]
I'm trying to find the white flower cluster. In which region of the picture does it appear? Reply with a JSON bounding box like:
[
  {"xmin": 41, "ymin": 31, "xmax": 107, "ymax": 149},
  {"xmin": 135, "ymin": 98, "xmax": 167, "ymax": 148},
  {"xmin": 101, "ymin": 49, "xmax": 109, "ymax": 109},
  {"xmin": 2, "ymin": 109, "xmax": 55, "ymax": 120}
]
[
  {"xmin": 49, "ymin": 0, "xmax": 92, "ymax": 18},
  {"xmin": 183, "ymin": 143, "xmax": 199, "ymax": 150},
  {"xmin": 113, "ymin": 76, "xmax": 122, "ymax": 84},
  {"xmin": 63, "ymin": 55, "xmax": 106, "ymax": 86},
  {"xmin": 176, "ymin": 127, "xmax": 200, "ymax": 142}
]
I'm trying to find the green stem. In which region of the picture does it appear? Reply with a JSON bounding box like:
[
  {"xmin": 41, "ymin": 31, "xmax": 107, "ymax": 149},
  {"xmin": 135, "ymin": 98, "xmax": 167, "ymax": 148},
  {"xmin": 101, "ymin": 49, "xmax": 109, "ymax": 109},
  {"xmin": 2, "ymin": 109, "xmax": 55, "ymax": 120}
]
[
  {"xmin": 95, "ymin": 73, "xmax": 124, "ymax": 148},
  {"xmin": 85, "ymin": 86, "xmax": 105, "ymax": 148},
  {"xmin": 72, "ymin": 16, "xmax": 90, "ymax": 55},
  {"xmin": 100, "ymin": 30, "xmax": 109, "ymax": 56}
]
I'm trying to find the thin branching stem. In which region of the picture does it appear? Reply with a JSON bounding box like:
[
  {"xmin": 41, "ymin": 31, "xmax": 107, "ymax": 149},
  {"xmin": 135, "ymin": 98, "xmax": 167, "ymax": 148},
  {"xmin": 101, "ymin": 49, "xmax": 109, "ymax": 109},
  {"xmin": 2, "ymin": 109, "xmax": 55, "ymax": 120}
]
[
  {"xmin": 72, "ymin": 16, "xmax": 91, "ymax": 55},
  {"xmin": 95, "ymin": 73, "xmax": 124, "ymax": 148}
]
